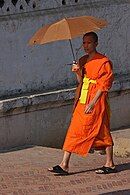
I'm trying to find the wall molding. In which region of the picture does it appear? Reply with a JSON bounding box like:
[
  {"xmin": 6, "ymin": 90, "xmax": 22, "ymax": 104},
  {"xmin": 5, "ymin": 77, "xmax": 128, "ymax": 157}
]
[
  {"xmin": 0, "ymin": 0, "xmax": 129, "ymax": 17},
  {"xmin": 0, "ymin": 75, "xmax": 130, "ymax": 117}
]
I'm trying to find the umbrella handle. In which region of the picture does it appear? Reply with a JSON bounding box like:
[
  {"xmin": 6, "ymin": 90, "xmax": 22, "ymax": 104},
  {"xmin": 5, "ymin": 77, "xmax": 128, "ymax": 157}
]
[
  {"xmin": 76, "ymin": 44, "xmax": 83, "ymax": 62},
  {"xmin": 69, "ymin": 39, "xmax": 76, "ymax": 61}
]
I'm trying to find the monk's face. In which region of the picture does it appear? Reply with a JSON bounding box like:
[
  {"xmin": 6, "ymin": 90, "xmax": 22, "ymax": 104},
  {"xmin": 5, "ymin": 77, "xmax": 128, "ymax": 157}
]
[{"xmin": 83, "ymin": 35, "xmax": 98, "ymax": 55}]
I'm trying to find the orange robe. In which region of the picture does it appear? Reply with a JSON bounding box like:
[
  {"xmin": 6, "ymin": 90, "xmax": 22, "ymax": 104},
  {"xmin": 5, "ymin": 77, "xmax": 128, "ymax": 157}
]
[{"xmin": 63, "ymin": 53, "xmax": 114, "ymax": 156}]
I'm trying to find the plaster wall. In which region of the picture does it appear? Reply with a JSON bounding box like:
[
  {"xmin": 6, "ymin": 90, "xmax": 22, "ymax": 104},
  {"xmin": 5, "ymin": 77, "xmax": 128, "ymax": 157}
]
[{"xmin": 0, "ymin": 0, "xmax": 130, "ymax": 149}]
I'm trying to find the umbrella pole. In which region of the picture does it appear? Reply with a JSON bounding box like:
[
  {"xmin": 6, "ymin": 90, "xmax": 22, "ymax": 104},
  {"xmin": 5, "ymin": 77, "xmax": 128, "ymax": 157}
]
[{"xmin": 69, "ymin": 39, "xmax": 76, "ymax": 62}]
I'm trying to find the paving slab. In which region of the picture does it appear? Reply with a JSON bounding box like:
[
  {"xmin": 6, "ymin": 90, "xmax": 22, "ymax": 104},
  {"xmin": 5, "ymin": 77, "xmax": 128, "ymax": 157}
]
[{"xmin": 0, "ymin": 146, "xmax": 130, "ymax": 195}]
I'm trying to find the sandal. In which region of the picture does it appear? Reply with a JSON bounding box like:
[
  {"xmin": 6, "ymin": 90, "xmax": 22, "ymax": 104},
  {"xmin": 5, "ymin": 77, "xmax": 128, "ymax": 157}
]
[
  {"xmin": 48, "ymin": 165, "xmax": 69, "ymax": 175},
  {"xmin": 95, "ymin": 166, "xmax": 117, "ymax": 174}
]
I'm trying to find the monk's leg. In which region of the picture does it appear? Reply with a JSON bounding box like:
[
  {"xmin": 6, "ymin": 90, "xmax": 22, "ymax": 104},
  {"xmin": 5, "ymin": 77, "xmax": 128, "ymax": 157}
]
[
  {"xmin": 105, "ymin": 146, "xmax": 115, "ymax": 167},
  {"xmin": 95, "ymin": 146, "xmax": 116, "ymax": 174},
  {"xmin": 59, "ymin": 151, "xmax": 71, "ymax": 171}
]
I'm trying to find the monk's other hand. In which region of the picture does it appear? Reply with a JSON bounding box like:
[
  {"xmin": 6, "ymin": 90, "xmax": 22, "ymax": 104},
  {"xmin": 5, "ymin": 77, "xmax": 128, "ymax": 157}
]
[{"xmin": 85, "ymin": 102, "xmax": 95, "ymax": 114}]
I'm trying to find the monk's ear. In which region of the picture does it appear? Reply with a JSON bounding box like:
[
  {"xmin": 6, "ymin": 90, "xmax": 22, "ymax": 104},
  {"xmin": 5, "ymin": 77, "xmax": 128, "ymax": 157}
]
[{"xmin": 95, "ymin": 41, "xmax": 98, "ymax": 47}]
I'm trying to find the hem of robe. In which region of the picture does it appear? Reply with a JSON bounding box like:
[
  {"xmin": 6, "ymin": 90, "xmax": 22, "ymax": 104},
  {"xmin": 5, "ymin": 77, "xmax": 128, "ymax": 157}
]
[
  {"xmin": 63, "ymin": 136, "xmax": 113, "ymax": 157},
  {"xmin": 91, "ymin": 143, "xmax": 114, "ymax": 151},
  {"xmin": 63, "ymin": 143, "xmax": 113, "ymax": 157},
  {"xmin": 62, "ymin": 148, "xmax": 88, "ymax": 157}
]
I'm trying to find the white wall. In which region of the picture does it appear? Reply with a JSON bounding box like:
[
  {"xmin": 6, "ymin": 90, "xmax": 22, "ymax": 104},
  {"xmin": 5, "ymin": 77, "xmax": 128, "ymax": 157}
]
[{"xmin": 0, "ymin": 0, "xmax": 129, "ymax": 98}]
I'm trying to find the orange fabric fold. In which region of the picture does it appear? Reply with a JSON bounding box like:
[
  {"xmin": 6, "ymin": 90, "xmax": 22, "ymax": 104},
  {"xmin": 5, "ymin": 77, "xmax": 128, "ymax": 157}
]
[{"xmin": 63, "ymin": 53, "xmax": 114, "ymax": 157}]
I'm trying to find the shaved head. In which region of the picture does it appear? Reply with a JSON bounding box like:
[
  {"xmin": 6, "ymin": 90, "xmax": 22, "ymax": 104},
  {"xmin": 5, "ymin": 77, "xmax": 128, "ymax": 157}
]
[{"xmin": 83, "ymin": 32, "xmax": 98, "ymax": 43}]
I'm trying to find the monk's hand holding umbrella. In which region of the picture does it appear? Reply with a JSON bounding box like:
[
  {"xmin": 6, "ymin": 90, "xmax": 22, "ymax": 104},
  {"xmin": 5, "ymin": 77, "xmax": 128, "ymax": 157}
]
[
  {"xmin": 71, "ymin": 61, "xmax": 79, "ymax": 72},
  {"xmin": 71, "ymin": 61, "xmax": 83, "ymax": 83}
]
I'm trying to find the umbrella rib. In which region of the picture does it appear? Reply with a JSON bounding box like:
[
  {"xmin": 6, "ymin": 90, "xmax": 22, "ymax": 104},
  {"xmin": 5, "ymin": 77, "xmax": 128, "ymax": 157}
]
[{"xmin": 86, "ymin": 17, "xmax": 107, "ymax": 29}]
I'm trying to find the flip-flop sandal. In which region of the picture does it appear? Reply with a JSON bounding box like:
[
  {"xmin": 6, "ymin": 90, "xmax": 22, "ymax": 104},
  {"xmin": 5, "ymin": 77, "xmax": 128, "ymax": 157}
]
[
  {"xmin": 95, "ymin": 166, "xmax": 117, "ymax": 174},
  {"xmin": 48, "ymin": 165, "xmax": 69, "ymax": 175}
]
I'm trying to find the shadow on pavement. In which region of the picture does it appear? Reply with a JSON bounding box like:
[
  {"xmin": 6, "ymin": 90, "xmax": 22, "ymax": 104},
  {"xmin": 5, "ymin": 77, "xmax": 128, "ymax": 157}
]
[
  {"xmin": 116, "ymin": 162, "xmax": 130, "ymax": 172},
  {"xmin": 54, "ymin": 168, "xmax": 97, "ymax": 176}
]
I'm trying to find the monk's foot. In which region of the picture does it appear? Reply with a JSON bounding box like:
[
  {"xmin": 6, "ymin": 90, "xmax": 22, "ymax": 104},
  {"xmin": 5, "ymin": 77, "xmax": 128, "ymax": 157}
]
[
  {"xmin": 48, "ymin": 165, "xmax": 69, "ymax": 175},
  {"xmin": 95, "ymin": 166, "xmax": 117, "ymax": 174},
  {"xmin": 104, "ymin": 162, "xmax": 115, "ymax": 167},
  {"xmin": 59, "ymin": 163, "xmax": 69, "ymax": 172}
]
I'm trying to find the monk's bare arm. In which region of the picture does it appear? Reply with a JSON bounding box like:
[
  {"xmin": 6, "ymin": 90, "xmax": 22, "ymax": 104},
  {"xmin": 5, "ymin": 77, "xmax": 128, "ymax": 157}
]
[
  {"xmin": 91, "ymin": 89, "xmax": 102, "ymax": 104},
  {"xmin": 75, "ymin": 70, "xmax": 82, "ymax": 83},
  {"xmin": 85, "ymin": 89, "xmax": 102, "ymax": 113}
]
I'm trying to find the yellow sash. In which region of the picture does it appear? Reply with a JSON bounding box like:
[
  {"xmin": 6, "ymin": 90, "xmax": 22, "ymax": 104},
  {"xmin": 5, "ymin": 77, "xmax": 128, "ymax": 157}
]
[{"xmin": 79, "ymin": 76, "xmax": 96, "ymax": 104}]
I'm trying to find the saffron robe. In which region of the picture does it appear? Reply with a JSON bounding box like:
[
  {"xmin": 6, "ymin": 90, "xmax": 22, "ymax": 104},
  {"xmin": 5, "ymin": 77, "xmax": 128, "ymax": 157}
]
[{"xmin": 63, "ymin": 53, "xmax": 114, "ymax": 156}]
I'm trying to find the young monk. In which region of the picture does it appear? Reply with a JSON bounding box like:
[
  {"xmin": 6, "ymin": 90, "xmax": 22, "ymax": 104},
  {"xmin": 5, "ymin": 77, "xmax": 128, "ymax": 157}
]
[{"xmin": 48, "ymin": 32, "xmax": 116, "ymax": 174}]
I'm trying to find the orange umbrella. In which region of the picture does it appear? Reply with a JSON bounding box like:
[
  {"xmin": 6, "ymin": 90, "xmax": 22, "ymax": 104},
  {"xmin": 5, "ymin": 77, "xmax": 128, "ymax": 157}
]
[{"xmin": 29, "ymin": 15, "xmax": 108, "ymax": 59}]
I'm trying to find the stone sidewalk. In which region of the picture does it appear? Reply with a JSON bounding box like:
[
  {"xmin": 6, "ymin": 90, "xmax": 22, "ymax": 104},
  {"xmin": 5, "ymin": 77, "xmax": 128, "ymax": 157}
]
[{"xmin": 0, "ymin": 146, "xmax": 130, "ymax": 195}]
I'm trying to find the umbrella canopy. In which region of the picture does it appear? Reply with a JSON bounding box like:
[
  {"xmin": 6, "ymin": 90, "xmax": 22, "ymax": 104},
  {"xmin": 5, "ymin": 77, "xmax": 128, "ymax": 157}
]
[{"xmin": 29, "ymin": 15, "xmax": 108, "ymax": 45}]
